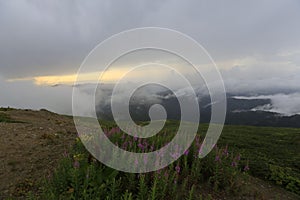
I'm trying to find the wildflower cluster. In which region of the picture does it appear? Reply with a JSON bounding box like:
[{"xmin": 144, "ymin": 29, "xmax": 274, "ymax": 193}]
[{"xmin": 42, "ymin": 126, "xmax": 250, "ymax": 199}]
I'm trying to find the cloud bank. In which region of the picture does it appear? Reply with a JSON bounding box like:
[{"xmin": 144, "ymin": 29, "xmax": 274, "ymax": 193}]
[
  {"xmin": 234, "ymin": 93, "xmax": 300, "ymax": 116},
  {"xmin": 1, "ymin": 0, "xmax": 300, "ymax": 116}
]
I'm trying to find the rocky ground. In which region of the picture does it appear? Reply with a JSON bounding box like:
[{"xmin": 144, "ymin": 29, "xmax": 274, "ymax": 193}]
[{"xmin": 0, "ymin": 109, "xmax": 77, "ymax": 199}]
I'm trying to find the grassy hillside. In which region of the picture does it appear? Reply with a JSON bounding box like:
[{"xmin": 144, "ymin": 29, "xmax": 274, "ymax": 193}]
[
  {"xmin": 37, "ymin": 120, "xmax": 300, "ymax": 199},
  {"xmin": 201, "ymin": 124, "xmax": 300, "ymax": 194}
]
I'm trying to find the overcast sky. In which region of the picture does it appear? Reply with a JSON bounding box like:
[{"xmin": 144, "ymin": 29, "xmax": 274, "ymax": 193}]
[{"xmin": 1, "ymin": 0, "xmax": 300, "ymax": 114}]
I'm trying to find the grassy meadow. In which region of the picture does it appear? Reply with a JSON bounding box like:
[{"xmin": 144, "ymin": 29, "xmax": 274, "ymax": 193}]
[{"xmin": 31, "ymin": 121, "xmax": 299, "ymax": 199}]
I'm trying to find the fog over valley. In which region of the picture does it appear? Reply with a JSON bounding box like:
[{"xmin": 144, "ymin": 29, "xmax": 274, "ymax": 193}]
[{"xmin": 1, "ymin": 0, "xmax": 300, "ymax": 123}]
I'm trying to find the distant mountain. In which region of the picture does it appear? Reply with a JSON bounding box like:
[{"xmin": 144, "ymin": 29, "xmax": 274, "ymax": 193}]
[{"xmin": 96, "ymin": 87, "xmax": 300, "ymax": 128}]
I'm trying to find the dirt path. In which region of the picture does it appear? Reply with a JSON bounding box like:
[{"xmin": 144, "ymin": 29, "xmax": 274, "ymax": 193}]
[{"xmin": 0, "ymin": 109, "xmax": 77, "ymax": 199}]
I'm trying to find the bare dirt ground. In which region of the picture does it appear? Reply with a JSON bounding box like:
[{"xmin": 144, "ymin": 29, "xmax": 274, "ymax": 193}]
[{"xmin": 0, "ymin": 109, "xmax": 77, "ymax": 199}]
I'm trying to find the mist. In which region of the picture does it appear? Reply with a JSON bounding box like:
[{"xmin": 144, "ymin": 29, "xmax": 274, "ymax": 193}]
[
  {"xmin": 0, "ymin": 75, "xmax": 73, "ymax": 115},
  {"xmin": 234, "ymin": 93, "xmax": 300, "ymax": 116}
]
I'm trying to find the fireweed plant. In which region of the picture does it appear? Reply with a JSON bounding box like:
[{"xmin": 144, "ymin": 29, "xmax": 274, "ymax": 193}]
[{"xmin": 42, "ymin": 125, "xmax": 250, "ymax": 199}]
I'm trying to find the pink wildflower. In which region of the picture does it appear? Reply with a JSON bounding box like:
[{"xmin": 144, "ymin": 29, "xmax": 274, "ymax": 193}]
[
  {"xmin": 236, "ymin": 154, "xmax": 241, "ymax": 161},
  {"xmin": 184, "ymin": 149, "xmax": 189, "ymax": 156},
  {"xmin": 244, "ymin": 165, "xmax": 250, "ymax": 171},
  {"xmin": 122, "ymin": 141, "xmax": 128, "ymax": 149},
  {"xmin": 63, "ymin": 149, "xmax": 69, "ymax": 158},
  {"xmin": 223, "ymin": 145, "xmax": 229, "ymax": 156},
  {"xmin": 73, "ymin": 160, "xmax": 80, "ymax": 169},
  {"xmin": 143, "ymin": 155, "xmax": 148, "ymax": 165},
  {"xmin": 175, "ymin": 165, "xmax": 181, "ymax": 174},
  {"xmin": 231, "ymin": 161, "xmax": 237, "ymax": 167},
  {"xmin": 138, "ymin": 143, "xmax": 144, "ymax": 150},
  {"xmin": 121, "ymin": 134, "xmax": 126, "ymax": 140},
  {"xmin": 171, "ymin": 152, "xmax": 181, "ymax": 159},
  {"xmin": 150, "ymin": 145, "xmax": 154, "ymax": 151},
  {"xmin": 164, "ymin": 171, "xmax": 169, "ymax": 178}
]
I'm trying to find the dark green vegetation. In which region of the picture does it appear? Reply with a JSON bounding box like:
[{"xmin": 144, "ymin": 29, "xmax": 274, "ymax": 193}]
[
  {"xmin": 215, "ymin": 124, "xmax": 300, "ymax": 195},
  {"xmin": 37, "ymin": 121, "xmax": 299, "ymax": 199},
  {"xmin": 98, "ymin": 95, "xmax": 300, "ymax": 128},
  {"xmin": 0, "ymin": 107, "xmax": 24, "ymax": 123},
  {"xmin": 0, "ymin": 107, "xmax": 15, "ymax": 112},
  {"xmin": 0, "ymin": 112, "xmax": 11, "ymax": 122},
  {"xmin": 0, "ymin": 111, "xmax": 17, "ymax": 123}
]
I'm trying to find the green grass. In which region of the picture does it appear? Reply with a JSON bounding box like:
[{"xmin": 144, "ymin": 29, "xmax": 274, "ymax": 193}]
[
  {"xmin": 0, "ymin": 112, "xmax": 13, "ymax": 123},
  {"xmin": 40, "ymin": 121, "xmax": 251, "ymax": 199},
  {"xmin": 38, "ymin": 121, "xmax": 300, "ymax": 199},
  {"xmin": 213, "ymin": 124, "xmax": 300, "ymax": 194},
  {"xmin": 0, "ymin": 112, "xmax": 22, "ymax": 123}
]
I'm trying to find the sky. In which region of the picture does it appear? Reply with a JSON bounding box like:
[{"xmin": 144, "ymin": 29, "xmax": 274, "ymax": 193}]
[{"xmin": 1, "ymin": 0, "xmax": 300, "ymax": 115}]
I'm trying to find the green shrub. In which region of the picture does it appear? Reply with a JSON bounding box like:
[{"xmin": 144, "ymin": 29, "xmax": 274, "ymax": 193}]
[{"xmin": 268, "ymin": 164, "xmax": 300, "ymax": 194}]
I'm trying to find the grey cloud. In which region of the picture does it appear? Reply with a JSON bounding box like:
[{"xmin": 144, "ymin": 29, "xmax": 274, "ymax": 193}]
[
  {"xmin": 1, "ymin": 0, "xmax": 300, "ymax": 115},
  {"xmin": 143, "ymin": 0, "xmax": 300, "ymax": 61},
  {"xmin": 0, "ymin": 74, "xmax": 73, "ymax": 114},
  {"xmin": 1, "ymin": 0, "xmax": 300, "ymax": 78},
  {"xmin": 234, "ymin": 93, "xmax": 300, "ymax": 116},
  {"xmin": 0, "ymin": 0, "xmax": 159, "ymax": 77},
  {"xmin": 221, "ymin": 63, "xmax": 300, "ymax": 95}
]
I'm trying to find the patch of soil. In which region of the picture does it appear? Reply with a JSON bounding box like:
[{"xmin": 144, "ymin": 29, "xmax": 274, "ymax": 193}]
[{"xmin": 0, "ymin": 109, "xmax": 77, "ymax": 199}]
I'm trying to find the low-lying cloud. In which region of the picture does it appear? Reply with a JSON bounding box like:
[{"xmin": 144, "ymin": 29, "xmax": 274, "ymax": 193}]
[
  {"xmin": 0, "ymin": 75, "xmax": 73, "ymax": 115},
  {"xmin": 234, "ymin": 93, "xmax": 300, "ymax": 116}
]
